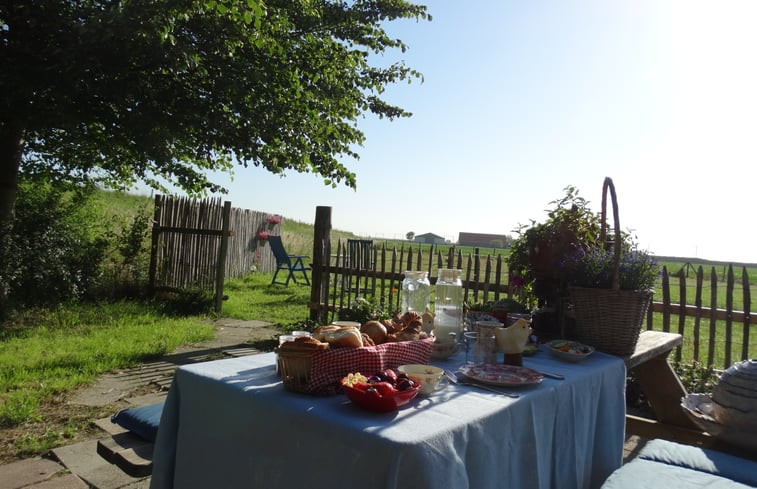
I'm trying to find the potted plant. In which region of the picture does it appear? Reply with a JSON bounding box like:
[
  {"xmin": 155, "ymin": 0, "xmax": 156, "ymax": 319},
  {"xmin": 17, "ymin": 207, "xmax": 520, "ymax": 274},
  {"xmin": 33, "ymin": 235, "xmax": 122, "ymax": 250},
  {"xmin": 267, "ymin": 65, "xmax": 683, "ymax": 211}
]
[
  {"xmin": 507, "ymin": 186, "xmax": 601, "ymax": 307},
  {"xmin": 506, "ymin": 186, "xmax": 601, "ymax": 338}
]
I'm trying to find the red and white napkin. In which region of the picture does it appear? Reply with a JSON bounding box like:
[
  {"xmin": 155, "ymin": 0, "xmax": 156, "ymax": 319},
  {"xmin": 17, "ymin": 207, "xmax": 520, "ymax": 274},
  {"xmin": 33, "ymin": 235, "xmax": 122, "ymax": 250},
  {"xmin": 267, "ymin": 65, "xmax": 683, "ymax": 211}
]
[{"xmin": 306, "ymin": 337, "xmax": 434, "ymax": 395}]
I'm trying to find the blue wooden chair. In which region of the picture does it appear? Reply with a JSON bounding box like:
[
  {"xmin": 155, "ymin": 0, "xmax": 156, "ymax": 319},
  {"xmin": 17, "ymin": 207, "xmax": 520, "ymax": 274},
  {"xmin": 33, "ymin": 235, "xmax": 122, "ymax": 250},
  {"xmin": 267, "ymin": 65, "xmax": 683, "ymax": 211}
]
[{"xmin": 268, "ymin": 235, "xmax": 311, "ymax": 286}]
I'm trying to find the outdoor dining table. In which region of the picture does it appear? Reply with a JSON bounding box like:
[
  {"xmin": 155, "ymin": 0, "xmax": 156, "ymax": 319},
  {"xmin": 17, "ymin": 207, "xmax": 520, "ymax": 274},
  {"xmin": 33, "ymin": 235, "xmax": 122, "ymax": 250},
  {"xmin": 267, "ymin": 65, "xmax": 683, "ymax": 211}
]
[{"xmin": 149, "ymin": 345, "xmax": 626, "ymax": 489}]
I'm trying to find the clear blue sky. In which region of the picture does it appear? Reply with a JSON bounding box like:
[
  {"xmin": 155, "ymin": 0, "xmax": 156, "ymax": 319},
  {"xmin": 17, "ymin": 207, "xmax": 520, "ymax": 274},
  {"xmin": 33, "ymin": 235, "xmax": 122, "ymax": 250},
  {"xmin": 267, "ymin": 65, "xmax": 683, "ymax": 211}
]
[{"xmin": 139, "ymin": 0, "xmax": 757, "ymax": 263}]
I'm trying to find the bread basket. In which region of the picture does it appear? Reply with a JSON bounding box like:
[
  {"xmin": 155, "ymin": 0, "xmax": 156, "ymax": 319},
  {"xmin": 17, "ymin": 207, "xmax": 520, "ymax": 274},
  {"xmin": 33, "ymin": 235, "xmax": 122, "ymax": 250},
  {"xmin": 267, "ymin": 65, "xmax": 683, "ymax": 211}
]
[
  {"xmin": 280, "ymin": 337, "xmax": 434, "ymax": 395},
  {"xmin": 278, "ymin": 348, "xmax": 318, "ymax": 393}
]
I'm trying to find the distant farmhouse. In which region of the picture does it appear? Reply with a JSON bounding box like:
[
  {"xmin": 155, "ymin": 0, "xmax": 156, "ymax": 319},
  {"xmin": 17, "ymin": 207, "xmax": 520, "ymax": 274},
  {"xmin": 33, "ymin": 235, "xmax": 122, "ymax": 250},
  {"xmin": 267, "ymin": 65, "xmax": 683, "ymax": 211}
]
[
  {"xmin": 414, "ymin": 232, "xmax": 446, "ymax": 245},
  {"xmin": 458, "ymin": 232, "xmax": 510, "ymax": 249}
]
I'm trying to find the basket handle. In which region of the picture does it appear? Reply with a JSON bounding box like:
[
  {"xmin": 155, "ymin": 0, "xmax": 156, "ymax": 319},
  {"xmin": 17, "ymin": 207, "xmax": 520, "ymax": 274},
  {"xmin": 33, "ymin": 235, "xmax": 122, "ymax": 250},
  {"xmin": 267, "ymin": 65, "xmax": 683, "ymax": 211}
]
[{"xmin": 600, "ymin": 177, "xmax": 621, "ymax": 290}]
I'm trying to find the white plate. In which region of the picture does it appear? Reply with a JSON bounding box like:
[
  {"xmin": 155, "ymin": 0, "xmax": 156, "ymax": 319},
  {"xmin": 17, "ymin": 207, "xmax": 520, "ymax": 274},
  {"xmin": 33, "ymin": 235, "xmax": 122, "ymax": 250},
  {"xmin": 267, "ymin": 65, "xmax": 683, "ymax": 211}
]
[{"xmin": 458, "ymin": 363, "xmax": 543, "ymax": 387}]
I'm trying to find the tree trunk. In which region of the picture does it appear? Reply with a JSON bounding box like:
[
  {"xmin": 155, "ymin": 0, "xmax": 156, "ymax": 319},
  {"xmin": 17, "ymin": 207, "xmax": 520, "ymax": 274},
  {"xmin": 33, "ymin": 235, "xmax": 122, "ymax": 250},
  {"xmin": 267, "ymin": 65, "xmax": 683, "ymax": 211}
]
[
  {"xmin": 0, "ymin": 122, "xmax": 23, "ymax": 227},
  {"xmin": 0, "ymin": 122, "xmax": 23, "ymax": 318}
]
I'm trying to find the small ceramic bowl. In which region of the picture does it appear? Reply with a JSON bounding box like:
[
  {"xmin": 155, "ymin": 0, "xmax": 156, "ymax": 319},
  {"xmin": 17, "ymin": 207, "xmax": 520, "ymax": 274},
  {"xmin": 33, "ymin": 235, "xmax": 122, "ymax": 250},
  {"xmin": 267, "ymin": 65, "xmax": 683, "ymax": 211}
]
[
  {"xmin": 398, "ymin": 364, "xmax": 447, "ymax": 396},
  {"xmin": 342, "ymin": 383, "xmax": 420, "ymax": 412}
]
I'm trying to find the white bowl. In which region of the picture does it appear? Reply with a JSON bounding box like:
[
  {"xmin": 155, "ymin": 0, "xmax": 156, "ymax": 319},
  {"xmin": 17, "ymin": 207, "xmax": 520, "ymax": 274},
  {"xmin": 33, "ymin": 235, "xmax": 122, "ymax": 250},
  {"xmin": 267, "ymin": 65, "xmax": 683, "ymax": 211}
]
[{"xmin": 398, "ymin": 364, "xmax": 446, "ymax": 396}]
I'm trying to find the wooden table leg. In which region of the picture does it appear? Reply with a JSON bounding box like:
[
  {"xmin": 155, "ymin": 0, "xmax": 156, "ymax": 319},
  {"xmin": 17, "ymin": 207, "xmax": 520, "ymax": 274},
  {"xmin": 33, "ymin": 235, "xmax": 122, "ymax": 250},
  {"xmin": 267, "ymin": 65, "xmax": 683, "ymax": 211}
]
[{"xmin": 632, "ymin": 353, "xmax": 698, "ymax": 430}]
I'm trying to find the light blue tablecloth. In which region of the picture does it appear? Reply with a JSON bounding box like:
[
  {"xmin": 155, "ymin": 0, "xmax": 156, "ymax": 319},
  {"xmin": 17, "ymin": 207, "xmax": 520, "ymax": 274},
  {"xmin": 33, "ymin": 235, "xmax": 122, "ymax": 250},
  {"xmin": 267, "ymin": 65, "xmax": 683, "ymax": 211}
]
[{"xmin": 150, "ymin": 348, "xmax": 626, "ymax": 489}]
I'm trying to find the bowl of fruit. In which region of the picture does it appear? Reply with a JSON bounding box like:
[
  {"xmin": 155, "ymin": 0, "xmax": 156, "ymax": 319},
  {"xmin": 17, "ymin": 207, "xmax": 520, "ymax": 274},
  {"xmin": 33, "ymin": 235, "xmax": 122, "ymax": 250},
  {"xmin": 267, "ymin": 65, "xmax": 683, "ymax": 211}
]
[
  {"xmin": 545, "ymin": 339, "xmax": 594, "ymax": 362},
  {"xmin": 341, "ymin": 369, "xmax": 421, "ymax": 412}
]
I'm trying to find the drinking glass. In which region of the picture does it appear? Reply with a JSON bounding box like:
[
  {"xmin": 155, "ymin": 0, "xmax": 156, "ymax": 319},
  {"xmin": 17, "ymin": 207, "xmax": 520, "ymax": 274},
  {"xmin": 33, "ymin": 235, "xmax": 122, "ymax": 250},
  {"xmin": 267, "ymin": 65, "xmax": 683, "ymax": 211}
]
[{"xmin": 463, "ymin": 331, "xmax": 479, "ymax": 364}]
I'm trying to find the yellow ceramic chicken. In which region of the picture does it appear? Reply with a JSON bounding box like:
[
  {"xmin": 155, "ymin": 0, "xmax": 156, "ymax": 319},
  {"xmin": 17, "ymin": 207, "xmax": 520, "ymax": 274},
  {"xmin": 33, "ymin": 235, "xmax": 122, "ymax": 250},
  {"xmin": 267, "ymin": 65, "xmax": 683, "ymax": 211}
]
[
  {"xmin": 494, "ymin": 319, "xmax": 531, "ymax": 354},
  {"xmin": 421, "ymin": 309, "xmax": 435, "ymax": 334}
]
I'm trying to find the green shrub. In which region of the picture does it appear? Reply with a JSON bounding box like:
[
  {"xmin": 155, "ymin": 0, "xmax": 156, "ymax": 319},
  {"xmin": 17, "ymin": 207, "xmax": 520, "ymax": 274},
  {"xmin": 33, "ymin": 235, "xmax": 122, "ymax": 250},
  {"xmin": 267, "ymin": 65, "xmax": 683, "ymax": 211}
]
[
  {"xmin": 1, "ymin": 176, "xmax": 107, "ymax": 312},
  {"xmin": 673, "ymin": 359, "xmax": 719, "ymax": 393},
  {"xmin": 337, "ymin": 296, "xmax": 392, "ymax": 324},
  {"xmin": 99, "ymin": 207, "xmax": 152, "ymax": 298},
  {"xmin": 159, "ymin": 288, "xmax": 215, "ymax": 316}
]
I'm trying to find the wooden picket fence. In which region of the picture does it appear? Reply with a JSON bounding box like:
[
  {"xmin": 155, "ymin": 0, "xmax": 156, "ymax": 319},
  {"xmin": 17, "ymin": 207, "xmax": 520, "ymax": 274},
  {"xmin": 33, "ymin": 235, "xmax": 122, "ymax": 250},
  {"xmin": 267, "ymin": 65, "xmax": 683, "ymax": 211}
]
[
  {"xmin": 651, "ymin": 264, "xmax": 755, "ymax": 369},
  {"xmin": 148, "ymin": 195, "xmax": 281, "ymax": 311},
  {"xmin": 308, "ymin": 207, "xmax": 756, "ymax": 368},
  {"xmin": 308, "ymin": 206, "xmax": 522, "ymax": 325}
]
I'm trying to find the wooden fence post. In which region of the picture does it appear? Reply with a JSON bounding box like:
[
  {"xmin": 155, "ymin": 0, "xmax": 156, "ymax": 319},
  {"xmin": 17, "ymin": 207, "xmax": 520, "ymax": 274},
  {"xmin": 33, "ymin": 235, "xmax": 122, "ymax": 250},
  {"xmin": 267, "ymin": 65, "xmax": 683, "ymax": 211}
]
[
  {"xmin": 214, "ymin": 201, "xmax": 232, "ymax": 313},
  {"xmin": 310, "ymin": 206, "xmax": 332, "ymax": 323},
  {"xmin": 148, "ymin": 195, "xmax": 163, "ymax": 296},
  {"xmin": 742, "ymin": 267, "xmax": 751, "ymax": 361}
]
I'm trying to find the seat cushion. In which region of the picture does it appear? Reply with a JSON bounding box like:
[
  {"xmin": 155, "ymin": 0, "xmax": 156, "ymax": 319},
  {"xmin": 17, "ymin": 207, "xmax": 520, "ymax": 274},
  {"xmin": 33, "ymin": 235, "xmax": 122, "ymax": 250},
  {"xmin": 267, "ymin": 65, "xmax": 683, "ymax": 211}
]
[
  {"xmin": 638, "ymin": 439, "xmax": 757, "ymax": 487},
  {"xmin": 601, "ymin": 459, "xmax": 754, "ymax": 489},
  {"xmin": 111, "ymin": 402, "xmax": 164, "ymax": 442}
]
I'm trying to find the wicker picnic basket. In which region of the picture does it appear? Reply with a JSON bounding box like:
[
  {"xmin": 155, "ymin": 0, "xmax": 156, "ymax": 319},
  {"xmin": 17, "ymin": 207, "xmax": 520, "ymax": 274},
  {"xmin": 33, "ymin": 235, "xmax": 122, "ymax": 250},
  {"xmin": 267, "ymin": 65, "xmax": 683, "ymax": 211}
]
[{"xmin": 568, "ymin": 177, "xmax": 653, "ymax": 357}]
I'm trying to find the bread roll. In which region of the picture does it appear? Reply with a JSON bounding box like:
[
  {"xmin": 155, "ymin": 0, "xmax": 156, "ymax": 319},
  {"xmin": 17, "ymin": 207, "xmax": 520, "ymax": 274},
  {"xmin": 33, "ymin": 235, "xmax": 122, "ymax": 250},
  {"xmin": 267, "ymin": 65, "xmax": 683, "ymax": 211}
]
[
  {"xmin": 381, "ymin": 319, "xmax": 397, "ymax": 334},
  {"xmin": 323, "ymin": 327, "xmax": 364, "ymax": 348},
  {"xmin": 361, "ymin": 320, "xmax": 388, "ymax": 344},
  {"xmin": 361, "ymin": 332, "xmax": 375, "ymax": 347}
]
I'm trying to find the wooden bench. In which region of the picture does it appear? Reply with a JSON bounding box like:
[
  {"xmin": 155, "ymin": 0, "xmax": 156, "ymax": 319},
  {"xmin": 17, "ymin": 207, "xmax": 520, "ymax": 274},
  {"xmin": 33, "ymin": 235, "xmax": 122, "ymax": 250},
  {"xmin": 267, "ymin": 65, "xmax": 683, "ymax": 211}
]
[{"xmin": 624, "ymin": 330, "xmax": 756, "ymax": 460}]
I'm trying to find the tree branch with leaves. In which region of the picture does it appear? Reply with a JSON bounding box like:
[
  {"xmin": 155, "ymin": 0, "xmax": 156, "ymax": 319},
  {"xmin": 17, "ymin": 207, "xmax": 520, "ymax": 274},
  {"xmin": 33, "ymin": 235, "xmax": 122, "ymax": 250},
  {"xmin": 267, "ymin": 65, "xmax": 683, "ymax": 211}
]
[{"xmin": 0, "ymin": 0, "xmax": 430, "ymax": 309}]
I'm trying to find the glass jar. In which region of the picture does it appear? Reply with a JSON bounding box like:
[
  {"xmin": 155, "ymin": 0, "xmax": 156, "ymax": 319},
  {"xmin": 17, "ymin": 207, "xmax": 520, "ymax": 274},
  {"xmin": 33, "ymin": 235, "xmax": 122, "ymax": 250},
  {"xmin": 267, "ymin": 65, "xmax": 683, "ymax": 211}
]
[
  {"xmin": 401, "ymin": 270, "xmax": 431, "ymax": 315},
  {"xmin": 433, "ymin": 268, "xmax": 464, "ymax": 344},
  {"xmin": 473, "ymin": 321, "xmax": 499, "ymax": 364}
]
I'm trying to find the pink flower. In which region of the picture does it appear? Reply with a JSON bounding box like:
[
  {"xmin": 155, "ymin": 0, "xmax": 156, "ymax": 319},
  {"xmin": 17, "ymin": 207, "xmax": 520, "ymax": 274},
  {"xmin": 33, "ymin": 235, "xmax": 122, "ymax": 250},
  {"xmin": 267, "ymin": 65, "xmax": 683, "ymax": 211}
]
[
  {"xmin": 257, "ymin": 231, "xmax": 269, "ymax": 240},
  {"xmin": 266, "ymin": 215, "xmax": 282, "ymax": 224},
  {"xmin": 509, "ymin": 275, "xmax": 526, "ymax": 289}
]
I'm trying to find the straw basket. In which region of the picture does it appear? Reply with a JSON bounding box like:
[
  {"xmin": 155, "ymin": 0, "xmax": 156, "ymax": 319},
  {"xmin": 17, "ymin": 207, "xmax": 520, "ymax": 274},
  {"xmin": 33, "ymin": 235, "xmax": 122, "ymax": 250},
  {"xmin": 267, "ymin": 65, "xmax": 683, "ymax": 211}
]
[
  {"xmin": 569, "ymin": 286, "xmax": 652, "ymax": 356},
  {"xmin": 278, "ymin": 348, "xmax": 317, "ymax": 394},
  {"xmin": 568, "ymin": 177, "xmax": 652, "ymax": 357}
]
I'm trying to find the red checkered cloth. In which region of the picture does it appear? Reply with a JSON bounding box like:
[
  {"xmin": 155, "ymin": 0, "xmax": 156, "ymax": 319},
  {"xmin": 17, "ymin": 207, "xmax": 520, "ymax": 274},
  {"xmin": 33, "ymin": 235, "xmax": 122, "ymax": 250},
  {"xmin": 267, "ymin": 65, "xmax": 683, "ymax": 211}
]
[{"xmin": 306, "ymin": 337, "xmax": 434, "ymax": 395}]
